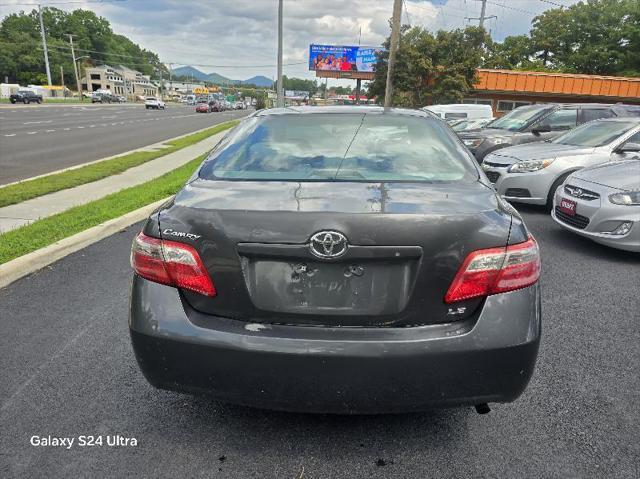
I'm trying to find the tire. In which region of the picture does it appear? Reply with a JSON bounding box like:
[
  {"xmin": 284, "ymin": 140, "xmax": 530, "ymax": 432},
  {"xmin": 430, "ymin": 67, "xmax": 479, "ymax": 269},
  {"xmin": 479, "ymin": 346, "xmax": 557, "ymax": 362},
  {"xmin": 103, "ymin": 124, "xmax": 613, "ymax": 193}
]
[
  {"xmin": 10, "ymin": 99, "xmax": 16, "ymax": 104},
  {"xmin": 23, "ymin": 98, "xmax": 29, "ymax": 104},
  {"xmin": 36, "ymin": 99, "xmax": 41, "ymax": 104},
  {"xmin": 146, "ymin": 106, "xmax": 149, "ymax": 109},
  {"xmin": 546, "ymin": 172, "xmax": 573, "ymax": 211}
]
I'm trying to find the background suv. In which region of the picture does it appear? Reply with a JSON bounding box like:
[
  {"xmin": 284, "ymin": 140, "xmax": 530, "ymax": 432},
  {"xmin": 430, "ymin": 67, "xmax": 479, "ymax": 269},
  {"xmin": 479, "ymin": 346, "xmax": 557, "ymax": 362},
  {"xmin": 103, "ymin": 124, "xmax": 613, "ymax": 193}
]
[
  {"xmin": 9, "ymin": 90, "xmax": 42, "ymax": 104},
  {"xmin": 459, "ymin": 103, "xmax": 640, "ymax": 162}
]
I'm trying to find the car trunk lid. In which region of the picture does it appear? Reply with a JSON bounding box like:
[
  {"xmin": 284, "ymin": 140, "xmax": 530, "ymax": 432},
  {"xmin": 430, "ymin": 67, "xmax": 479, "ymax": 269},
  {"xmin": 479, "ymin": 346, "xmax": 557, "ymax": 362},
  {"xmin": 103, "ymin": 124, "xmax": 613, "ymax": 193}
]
[{"xmin": 157, "ymin": 178, "xmax": 513, "ymax": 327}]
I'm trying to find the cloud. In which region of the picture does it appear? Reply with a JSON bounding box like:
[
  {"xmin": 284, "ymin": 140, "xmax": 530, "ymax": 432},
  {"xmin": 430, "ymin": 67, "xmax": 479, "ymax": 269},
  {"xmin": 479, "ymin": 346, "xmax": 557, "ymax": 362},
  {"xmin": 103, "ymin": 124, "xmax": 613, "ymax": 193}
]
[{"xmin": 0, "ymin": 0, "xmax": 582, "ymax": 82}]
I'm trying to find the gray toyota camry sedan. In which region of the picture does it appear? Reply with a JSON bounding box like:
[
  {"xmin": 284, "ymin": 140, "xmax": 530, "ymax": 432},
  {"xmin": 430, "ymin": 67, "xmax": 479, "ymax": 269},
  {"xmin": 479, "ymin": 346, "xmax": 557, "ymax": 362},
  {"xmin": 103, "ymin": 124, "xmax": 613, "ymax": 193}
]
[{"xmin": 129, "ymin": 106, "xmax": 542, "ymax": 414}]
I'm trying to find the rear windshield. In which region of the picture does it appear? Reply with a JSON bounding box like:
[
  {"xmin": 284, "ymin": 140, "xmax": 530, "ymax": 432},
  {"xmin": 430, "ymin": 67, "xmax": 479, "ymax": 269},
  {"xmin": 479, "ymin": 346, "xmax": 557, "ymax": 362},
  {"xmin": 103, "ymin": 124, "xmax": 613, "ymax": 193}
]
[
  {"xmin": 552, "ymin": 120, "xmax": 638, "ymax": 147},
  {"xmin": 199, "ymin": 113, "xmax": 477, "ymax": 183}
]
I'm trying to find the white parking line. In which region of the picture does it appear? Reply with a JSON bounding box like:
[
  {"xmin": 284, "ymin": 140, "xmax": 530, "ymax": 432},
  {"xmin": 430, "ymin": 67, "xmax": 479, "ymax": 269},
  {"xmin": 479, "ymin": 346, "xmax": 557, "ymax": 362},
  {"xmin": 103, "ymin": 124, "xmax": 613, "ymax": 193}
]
[
  {"xmin": 45, "ymin": 129, "xmax": 56, "ymax": 132},
  {"xmin": 23, "ymin": 120, "xmax": 52, "ymax": 125},
  {"xmin": 27, "ymin": 131, "xmax": 37, "ymax": 135},
  {"xmin": 4, "ymin": 133, "xmax": 16, "ymax": 137}
]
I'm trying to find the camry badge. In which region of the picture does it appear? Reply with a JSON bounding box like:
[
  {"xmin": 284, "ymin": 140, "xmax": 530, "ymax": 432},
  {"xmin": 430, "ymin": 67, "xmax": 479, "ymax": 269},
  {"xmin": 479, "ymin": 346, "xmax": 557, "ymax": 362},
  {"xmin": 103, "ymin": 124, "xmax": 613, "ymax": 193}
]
[{"xmin": 309, "ymin": 231, "xmax": 348, "ymax": 259}]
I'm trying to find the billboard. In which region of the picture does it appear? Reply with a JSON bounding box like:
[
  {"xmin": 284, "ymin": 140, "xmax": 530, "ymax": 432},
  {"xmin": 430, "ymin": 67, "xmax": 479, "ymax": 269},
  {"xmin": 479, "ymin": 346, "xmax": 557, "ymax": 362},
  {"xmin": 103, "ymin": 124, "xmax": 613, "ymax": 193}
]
[{"xmin": 309, "ymin": 44, "xmax": 383, "ymax": 73}]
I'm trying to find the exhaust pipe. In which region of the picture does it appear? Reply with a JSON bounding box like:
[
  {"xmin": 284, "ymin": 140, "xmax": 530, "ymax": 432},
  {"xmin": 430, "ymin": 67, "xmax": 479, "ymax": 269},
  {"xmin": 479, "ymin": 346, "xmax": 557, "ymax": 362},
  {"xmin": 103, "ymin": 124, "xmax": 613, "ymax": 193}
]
[{"xmin": 475, "ymin": 403, "xmax": 491, "ymax": 414}]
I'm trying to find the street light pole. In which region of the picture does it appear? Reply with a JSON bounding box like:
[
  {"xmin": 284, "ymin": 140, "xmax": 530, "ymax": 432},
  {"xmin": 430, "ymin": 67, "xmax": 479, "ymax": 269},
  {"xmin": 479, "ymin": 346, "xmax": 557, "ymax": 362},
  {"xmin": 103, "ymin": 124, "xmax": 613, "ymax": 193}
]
[
  {"xmin": 276, "ymin": 0, "xmax": 284, "ymax": 108},
  {"xmin": 384, "ymin": 0, "xmax": 402, "ymax": 109},
  {"xmin": 38, "ymin": 4, "xmax": 52, "ymax": 86}
]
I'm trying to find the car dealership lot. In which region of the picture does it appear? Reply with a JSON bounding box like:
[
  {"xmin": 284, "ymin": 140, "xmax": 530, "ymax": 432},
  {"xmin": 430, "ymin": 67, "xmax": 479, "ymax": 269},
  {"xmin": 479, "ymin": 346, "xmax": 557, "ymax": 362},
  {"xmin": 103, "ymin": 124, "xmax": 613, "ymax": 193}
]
[
  {"xmin": 0, "ymin": 207, "xmax": 638, "ymax": 478},
  {"xmin": 0, "ymin": 104, "xmax": 249, "ymax": 185}
]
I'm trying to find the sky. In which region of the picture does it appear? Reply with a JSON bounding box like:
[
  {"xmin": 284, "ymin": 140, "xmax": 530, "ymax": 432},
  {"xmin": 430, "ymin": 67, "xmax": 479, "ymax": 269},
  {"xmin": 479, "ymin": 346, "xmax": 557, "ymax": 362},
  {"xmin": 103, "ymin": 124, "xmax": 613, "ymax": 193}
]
[{"xmin": 0, "ymin": 0, "xmax": 581, "ymax": 82}]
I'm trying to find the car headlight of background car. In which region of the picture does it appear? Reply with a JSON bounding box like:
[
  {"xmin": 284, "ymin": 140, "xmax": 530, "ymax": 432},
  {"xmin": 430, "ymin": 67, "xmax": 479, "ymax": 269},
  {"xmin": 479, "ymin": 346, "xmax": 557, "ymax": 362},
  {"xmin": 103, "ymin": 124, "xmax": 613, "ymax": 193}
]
[
  {"xmin": 508, "ymin": 159, "xmax": 555, "ymax": 173},
  {"xmin": 609, "ymin": 191, "xmax": 640, "ymax": 206}
]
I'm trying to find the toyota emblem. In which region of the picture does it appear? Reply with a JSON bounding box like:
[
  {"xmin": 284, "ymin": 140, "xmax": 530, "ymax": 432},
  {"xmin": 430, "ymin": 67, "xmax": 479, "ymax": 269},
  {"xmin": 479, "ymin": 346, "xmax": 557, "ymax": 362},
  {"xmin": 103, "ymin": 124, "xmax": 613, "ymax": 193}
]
[{"xmin": 309, "ymin": 231, "xmax": 348, "ymax": 259}]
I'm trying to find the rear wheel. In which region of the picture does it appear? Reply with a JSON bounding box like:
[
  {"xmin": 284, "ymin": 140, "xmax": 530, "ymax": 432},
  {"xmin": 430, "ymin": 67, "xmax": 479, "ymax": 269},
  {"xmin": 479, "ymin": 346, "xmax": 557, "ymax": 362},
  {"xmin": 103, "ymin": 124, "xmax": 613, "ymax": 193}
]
[
  {"xmin": 23, "ymin": 98, "xmax": 29, "ymax": 104},
  {"xmin": 10, "ymin": 98, "xmax": 16, "ymax": 104}
]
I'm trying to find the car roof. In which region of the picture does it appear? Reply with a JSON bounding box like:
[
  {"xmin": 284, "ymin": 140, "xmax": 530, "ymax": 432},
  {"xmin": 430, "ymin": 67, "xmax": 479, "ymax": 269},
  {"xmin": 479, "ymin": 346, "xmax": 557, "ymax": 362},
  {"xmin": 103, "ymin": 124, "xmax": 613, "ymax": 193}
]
[
  {"xmin": 254, "ymin": 105, "xmax": 436, "ymax": 119},
  {"xmin": 588, "ymin": 117, "xmax": 640, "ymax": 124}
]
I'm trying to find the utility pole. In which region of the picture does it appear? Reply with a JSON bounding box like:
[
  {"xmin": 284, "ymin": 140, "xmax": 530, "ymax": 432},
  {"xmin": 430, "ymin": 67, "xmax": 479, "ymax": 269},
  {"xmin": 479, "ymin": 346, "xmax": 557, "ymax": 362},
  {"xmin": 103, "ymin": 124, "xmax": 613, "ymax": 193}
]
[
  {"xmin": 479, "ymin": 0, "xmax": 487, "ymax": 28},
  {"xmin": 384, "ymin": 0, "xmax": 402, "ymax": 109},
  {"xmin": 466, "ymin": 0, "xmax": 495, "ymax": 30},
  {"xmin": 67, "ymin": 34, "xmax": 82, "ymax": 101},
  {"xmin": 38, "ymin": 5, "xmax": 52, "ymax": 86},
  {"xmin": 276, "ymin": 0, "xmax": 284, "ymax": 108},
  {"xmin": 60, "ymin": 65, "xmax": 64, "ymax": 95}
]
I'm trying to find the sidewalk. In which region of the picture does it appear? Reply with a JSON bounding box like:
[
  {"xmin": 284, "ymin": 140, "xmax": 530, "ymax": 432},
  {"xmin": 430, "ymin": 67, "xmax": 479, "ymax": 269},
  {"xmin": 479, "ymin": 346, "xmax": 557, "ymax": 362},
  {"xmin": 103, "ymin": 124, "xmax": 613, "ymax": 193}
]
[{"xmin": 0, "ymin": 131, "xmax": 224, "ymax": 233}]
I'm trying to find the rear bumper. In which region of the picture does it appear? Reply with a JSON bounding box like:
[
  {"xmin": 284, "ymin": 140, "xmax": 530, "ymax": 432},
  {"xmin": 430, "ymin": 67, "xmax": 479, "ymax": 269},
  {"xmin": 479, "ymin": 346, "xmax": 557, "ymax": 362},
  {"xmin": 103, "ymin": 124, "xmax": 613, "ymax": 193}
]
[{"xmin": 129, "ymin": 277, "xmax": 541, "ymax": 413}]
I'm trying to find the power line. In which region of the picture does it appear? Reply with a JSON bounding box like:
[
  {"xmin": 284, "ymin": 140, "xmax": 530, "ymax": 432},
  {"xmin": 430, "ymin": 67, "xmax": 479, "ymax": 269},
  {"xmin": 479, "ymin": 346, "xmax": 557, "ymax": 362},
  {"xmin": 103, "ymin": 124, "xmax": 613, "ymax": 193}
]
[
  {"xmin": 539, "ymin": 0, "xmax": 567, "ymax": 8},
  {"xmin": 0, "ymin": 40, "xmax": 307, "ymax": 69},
  {"xmin": 0, "ymin": 0, "xmax": 126, "ymax": 5},
  {"xmin": 485, "ymin": 1, "xmax": 536, "ymax": 16}
]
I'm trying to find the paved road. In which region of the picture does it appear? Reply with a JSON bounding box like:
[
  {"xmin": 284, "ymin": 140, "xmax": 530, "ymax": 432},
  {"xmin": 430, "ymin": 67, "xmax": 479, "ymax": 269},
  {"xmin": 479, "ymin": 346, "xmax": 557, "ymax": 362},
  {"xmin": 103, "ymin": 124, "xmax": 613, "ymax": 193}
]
[
  {"xmin": 0, "ymin": 207, "xmax": 638, "ymax": 478},
  {"xmin": 0, "ymin": 104, "xmax": 248, "ymax": 185}
]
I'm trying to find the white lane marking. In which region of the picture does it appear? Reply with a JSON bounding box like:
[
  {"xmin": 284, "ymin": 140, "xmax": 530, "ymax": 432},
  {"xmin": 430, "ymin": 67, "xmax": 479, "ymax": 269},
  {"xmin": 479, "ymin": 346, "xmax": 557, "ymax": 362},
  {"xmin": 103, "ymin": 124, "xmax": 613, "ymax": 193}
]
[
  {"xmin": 23, "ymin": 120, "xmax": 52, "ymax": 125},
  {"xmin": 4, "ymin": 133, "xmax": 16, "ymax": 137},
  {"xmin": 45, "ymin": 129, "xmax": 55, "ymax": 132},
  {"xmin": 63, "ymin": 128, "xmax": 70, "ymax": 131},
  {"xmin": 102, "ymin": 115, "xmax": 116, "ymax": 119},
  {"xmin": 111, "ymin": 122, "xmax": 118, "ymax": 125},
  {"xmin": 77, "ymin": 126, "xmax": 84, "ymax": 129},
  {"xmin": 89, "ymin": 125, "xmax": 96, "ymax": 128},
  {"xmin": 27, "ymin": 131, "xmax": 37, "ymax": 135}
]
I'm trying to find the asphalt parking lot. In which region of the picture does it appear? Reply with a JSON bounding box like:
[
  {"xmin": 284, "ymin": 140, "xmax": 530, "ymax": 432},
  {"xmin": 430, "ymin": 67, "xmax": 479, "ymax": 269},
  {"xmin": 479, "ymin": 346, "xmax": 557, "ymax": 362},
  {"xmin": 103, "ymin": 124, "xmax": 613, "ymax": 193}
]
[
  {"xmin": 0, "ymin": 104, "xmax": 249, "ymax": 185},
  {"xmin": 0, "ymin": 205, "xmax": 638, "ymax": 478}
]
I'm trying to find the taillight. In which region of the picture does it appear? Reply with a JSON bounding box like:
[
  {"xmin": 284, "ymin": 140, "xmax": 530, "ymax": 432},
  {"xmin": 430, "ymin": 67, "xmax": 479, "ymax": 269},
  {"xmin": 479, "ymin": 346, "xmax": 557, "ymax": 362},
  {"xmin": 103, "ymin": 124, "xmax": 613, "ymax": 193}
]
[
  {"xmin": 130, "ymin": 232, "xmax": 216, "ymax": 297},
  {"xmin": 444, "ymin": 237, "xmax": 540, "ymax": 303}
]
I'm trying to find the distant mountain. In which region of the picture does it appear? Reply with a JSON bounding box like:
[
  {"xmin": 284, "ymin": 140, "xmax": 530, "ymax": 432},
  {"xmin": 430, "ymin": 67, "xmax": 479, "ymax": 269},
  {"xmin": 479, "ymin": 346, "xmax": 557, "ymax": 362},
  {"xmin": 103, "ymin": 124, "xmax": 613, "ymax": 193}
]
[
  {"xmin": 170, "ymin": 67, "xmax": 273, "ymax": 88},
  {"xmin": 207, "ymin": 72, "xmax": 236, "ymax": 85},
  {"xmin": 242, "ymin": 75, "xmax": 273, "ymax": 87},
  {"xmin": 171, "ymin": 66, "xmax": 209, "ymax": 81}
]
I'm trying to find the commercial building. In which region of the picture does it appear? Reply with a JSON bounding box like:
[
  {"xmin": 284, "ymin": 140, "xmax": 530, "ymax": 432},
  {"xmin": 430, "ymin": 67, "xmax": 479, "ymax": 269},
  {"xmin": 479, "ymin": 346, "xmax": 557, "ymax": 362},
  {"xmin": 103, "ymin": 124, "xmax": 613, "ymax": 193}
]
[
  {"xmin": 465, "ymin": 69, "xmax": 640, "ymax": 116},
  {"xmin": 81, "ymin": 64, "xmax": 157, "ymax": 98}
]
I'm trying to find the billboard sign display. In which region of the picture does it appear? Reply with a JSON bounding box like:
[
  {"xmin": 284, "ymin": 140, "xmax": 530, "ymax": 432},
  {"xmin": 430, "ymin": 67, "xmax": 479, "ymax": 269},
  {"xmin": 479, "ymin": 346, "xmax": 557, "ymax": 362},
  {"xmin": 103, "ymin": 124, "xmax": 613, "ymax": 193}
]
[{"xmin": 309, "ymin": 44, "xmax": 383, "ymax": 73}]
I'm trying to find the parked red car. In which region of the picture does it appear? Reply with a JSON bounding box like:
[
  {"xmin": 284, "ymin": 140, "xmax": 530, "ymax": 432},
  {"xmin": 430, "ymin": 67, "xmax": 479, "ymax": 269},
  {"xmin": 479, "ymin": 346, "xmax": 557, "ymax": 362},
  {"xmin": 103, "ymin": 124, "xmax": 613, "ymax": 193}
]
[{"xmin": 195, "ymin": 103, "xmax": 210, "ymax": 113}]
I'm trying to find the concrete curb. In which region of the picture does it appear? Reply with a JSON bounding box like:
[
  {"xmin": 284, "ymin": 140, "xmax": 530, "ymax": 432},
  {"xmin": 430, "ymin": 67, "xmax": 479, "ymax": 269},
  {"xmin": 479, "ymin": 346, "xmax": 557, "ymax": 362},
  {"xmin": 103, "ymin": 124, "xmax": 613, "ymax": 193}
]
[{"xmin": 0, "ymin": 197, "xmax": 169, "ymax": 289}]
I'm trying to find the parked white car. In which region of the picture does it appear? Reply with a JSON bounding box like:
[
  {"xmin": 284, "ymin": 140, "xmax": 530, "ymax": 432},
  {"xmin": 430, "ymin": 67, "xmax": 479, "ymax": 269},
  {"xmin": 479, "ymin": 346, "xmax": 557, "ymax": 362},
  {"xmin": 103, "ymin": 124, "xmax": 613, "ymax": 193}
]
[
  {"xmin": 145, "ymin": 97, "xmax": 165, "ymax": 110},
  {"xmin": 422, "ymin": 103, "xmax": 493, "ymax": 122}
]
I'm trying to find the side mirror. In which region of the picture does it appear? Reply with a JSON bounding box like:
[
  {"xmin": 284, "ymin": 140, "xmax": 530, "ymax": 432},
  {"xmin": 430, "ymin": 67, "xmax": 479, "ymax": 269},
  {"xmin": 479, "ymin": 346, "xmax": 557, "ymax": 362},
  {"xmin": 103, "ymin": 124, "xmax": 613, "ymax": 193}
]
[
  {"xmin": 531, "ymin": 125, "xmax": 552, "ymax": 136},
  {"xmin": 616, "ymin": 142, "xmax": 640, "ymax": 153}
]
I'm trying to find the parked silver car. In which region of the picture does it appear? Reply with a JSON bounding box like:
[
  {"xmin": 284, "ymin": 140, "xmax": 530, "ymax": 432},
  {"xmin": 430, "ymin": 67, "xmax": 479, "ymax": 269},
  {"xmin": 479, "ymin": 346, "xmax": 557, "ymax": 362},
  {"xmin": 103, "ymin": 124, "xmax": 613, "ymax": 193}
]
[
  {"xmin": 482, "ymin": 118, "xmax": 640, "ymax": 208},
  {"xmin": 552, "ymin": 159, "xmax": 640, "ymax": 252}
]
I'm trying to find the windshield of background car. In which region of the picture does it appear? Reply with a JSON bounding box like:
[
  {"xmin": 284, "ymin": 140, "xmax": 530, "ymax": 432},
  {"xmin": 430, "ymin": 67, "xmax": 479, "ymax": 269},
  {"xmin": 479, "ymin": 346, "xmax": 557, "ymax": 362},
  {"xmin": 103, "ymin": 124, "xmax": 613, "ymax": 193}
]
[
  {"xmin": 488, "ymin": 106, "xmax": 550, "ymax": 131},
  {"xmin": 552, "ymin": 120, "xmax": 638, "ymax": 147},
  {"xmin": 199, "ymin": 113, "xmax": 478, "ymax": 183}
]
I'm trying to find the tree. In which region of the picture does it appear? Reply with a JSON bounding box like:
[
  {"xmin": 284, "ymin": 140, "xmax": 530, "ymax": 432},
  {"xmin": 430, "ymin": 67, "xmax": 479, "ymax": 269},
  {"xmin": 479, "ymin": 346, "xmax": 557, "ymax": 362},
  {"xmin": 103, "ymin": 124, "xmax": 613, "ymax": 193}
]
[
  {"xmin": 368, "ymin": 25, "xmax": 491, "ymax": 107},
  {"xmin": 0, "ymin": 7, "xmax": 167, "ymax": 87},
  {"xmin": 487, "ymin": 0, "xmax": 640, "ymax": 76},
  {"xmin": 274, "ymin": 75, "xmax": 318, "ymax": 95},
  {"xmin": 529, "ymin": 0, "xmax": 639, "ymax": 76}
]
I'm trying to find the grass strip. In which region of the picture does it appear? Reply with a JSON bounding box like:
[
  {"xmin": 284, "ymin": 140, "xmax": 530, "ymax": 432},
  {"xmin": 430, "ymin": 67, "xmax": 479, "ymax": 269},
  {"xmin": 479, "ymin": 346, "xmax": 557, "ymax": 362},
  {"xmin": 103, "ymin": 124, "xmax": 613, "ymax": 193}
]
[
  {"xmin": 0, "ymin": 154, "xmax": 207, "ymax": 265},
  {"xmin": 0, "ymin": 120, "xmax": 238, "ymax": 208}
]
